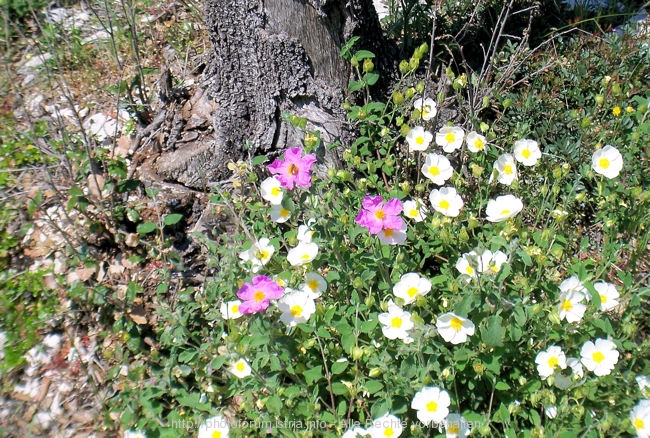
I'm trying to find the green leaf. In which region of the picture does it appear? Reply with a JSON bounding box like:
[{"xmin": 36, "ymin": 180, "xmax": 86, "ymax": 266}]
[
  {"xmin": 303, "ymin": 366, "xmax": 323, "ymax": 385},
  {"xmin": 332, "ymin": 382, "xmax": 348, "ymax": 395},
  {"xmin": 331, "ymin": 360, "xmax": 348, "ymax": 375},
  {"xmin": 363, "ymin": 72, "xmax": 380, "ymax": 86},
  {"xmin": 252, "ymin": 155, "xmax": 267, "ymax": 166},
  {"xmin": 137, "ymin": 221, "xmax": 156, "ymax": 234},
  {"xmin": 163, "ymin": 213, "xmax": 183, "ymax": 226},
  {"xmin": 177, "ymin": 392, "xmax": 211, "ymax": 412},
  {"xmin": 354, "ymin": 50, "xmax": 375, "ymax": 61},
  {"xmin": 364, "ymin": 380, "xmax": 383, "ymax": 394},
  {"xmin": 348, "ymin": 80, "xmax": 364, "ymax": 92},
  {"xmin": 480, "ymin": 315, "xmax": 506, "ymax": 347},
  {"xmin": 340, "ymin": 36, "xmax": 360, "ymax": 60},
  {"xmin": 495, "ymin": 381, "xmax": 511, "ymax": 391}
]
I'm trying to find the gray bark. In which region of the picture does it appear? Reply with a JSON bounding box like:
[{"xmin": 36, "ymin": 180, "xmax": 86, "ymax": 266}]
[{"xmin": 138, "ymin": 0, "xmax": 390, "ymax": 190}]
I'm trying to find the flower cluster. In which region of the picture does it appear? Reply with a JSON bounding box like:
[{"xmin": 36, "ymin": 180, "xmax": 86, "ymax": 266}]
[{"xmin": 355, "ymin": 196, "xmax": 406, "ymax": 244}]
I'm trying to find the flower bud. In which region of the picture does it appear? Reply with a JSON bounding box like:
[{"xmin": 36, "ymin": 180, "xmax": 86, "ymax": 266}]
[
  {"xmin": 405, "ymin": 87, "xmax": 416, "ymax": 99},
  {"xmin": 363, "ymin": 58, "xmax": 374, "ymax": 73},
  {"xmin": 415, "ymin": 81, "xmax": 425, "ymax": 93},
  {"xmin": 399, "ymin": 60, "xmax": 410, "ymax": 74},
  {"xmin": 392, "ymin": 91, "xmax": 404, "ymax": 104},
  {"xmin": 409, "ymin": 57, "xmax": 420, "ymax": 71},
  {"xmin": 350, "ymin": 57, "xmax": 359, "ymax": 68},
  {"xmin": 369, "ymin": 367, "xmax": 382, "ymax": 378},
  {"xmin": 400, "ymin": 124, "xmax": 411, "ymax": 137}
]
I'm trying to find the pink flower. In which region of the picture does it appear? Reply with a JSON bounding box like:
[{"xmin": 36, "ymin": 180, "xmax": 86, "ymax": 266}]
[
  {"xmin": 237, "ymin": 275, "xmax": 284, "ymax": 314},
  {"xmin": 355, "ymin": 196, "xmax": 404, "ymax": 235},
  {"xmin": 268, "ymin": 147, "xmax": 317, "ymax": 190}
]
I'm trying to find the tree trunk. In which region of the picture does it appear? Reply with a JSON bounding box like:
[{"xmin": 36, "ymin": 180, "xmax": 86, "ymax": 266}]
[{"xmin": 143, "ymin": 0, "xmax": 391, "ymax": 190}]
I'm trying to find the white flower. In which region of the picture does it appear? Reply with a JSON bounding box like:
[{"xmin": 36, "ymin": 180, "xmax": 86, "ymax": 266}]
[
  {"xmin": 637, "ymin": 375, "xmax": 650, "ymax": 397},
  {"xmin": 436, "ymin": 126, "xmax": 465, "ymax": 153},
  {"xmin": 414, "ymin": 97, "xmax": 437, "ymax": 121},
  {"xmin": 558, "ymin": 289, "xmax": 587, "ymax": 323},
  {"xmin": 239, "ymin": 238, "xmax": 275, "ymax": 272},
  {"xmin": 300, "ymin": 272, "xmax": 327, "ymax": 298},
  {"xmin": 229, "ymin": 358, "xmax": 252, "ymax": 378},
  {"xmin": 393, "ymin": 272, "xmax": 432, "ymax": 305},
  {"xmin": 444, "ymin": 413, "xmax": 471, "ymax": 437},
  {"xmin": 378, "ymin": 300, "xmax": 414, "ymax": 341},
  {"xmin": 592, "ymin": 145, "xmax": 623, "ymax": 179},
  {"xmin": 406, "ymin": 126, "xmax": 434, "ymax": 152},
  {"xmin": 478, "ymin": 249, "xmax": 508, "ymax": 274},
  {"xmin": 270, "ymin": 204, "xmax": 291, "ymax": 223},
  {"xmin": 513, "ymin": 139, "xmax": 541, "ymax": 166},
  {"xmin": 220, "ymin": 300, "xmax": 243, "ymax": 320},
  {"xmin": 297, "ymin": 223, "xmax": 315, "ymax": 243},
  {"xmin": 260, "ymin": 176, "xmax": 283, "ymax": 205},
  {"xmin": 493, "ymin": 153, "xmax": 518, "ymax": 186},
  {"xmin": 198, "ymin": 415, "xmax": 230, "ymax": 438},
  {"xmin": 559, "ymin": 276, "xmax": 588, "ymax": 296},
  {"xmin": 402, "ymin": 199, "xmax": 427, "ymax": 222},
  {"xmin": 377, "ymin": 223, "xmax": 408, "ymax": 246},
  {"xmin": 466, "ymin": 131, "xmax": 487, "ymax": 153},
  {"xmin": 554, "ymin": 356, "xmax": 585, "ymax": 390},
  {"xmin": 287, "ymin": 242, "xmax": 319, "ymax": 266},
  {"xmin": 278, "ymin": 290, "xmax": 316, "ymax": 327},
  {"xmin": 455, "ymin": 252, "xmax": 479, "ymax": 278},
  {"xmin": 429, "ymin": 187, "xmax": 464, "ymax": 217},
  {"xmin": 593, "ymin": 282, "xmax": 620, "ymax": 311},
  {"xmin": 124, "ymin": 430, "xmax": 146, "ymax": 438},
  {"xmin": 342, "ymin": 427, "xmax": 368, "ymax": 438},
  {"xmin": 580, "ymin": 338, "xmax": 619, "ymax": 376},
  {"xmin": 485, "ymin": 194, "xmax": 523, "ymax": 222},
  {"xmin": 421, "ymin": 153, "xmax": 453, "ymax": 185},
  {"xmin": 367, "ymin": 413, "xmax": 403, "ymax": 438},
  {"xmin": 631, "ymin": 399, "xmax": 650, "ymax": 438},
  {"xmin": 535, "ymin": 345, "xmax": 567, "ymax": 379},
  {"xmin": 0, "ymin": 331, "xmax": 6, "ymax": 361},
  {"xmin": 544, "ymin": 406, "xmax": 558, "ymax": 420},
  {"xmin": 436, "ymin": 312, "xmax": 475, "ymax": 344},
  {"xmin": 411, "ymin": 386, "xmax": 451, "ymax": 425}
]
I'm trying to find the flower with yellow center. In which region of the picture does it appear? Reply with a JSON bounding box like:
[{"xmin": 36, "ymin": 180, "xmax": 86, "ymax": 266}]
[
  {"xmin": 493, "ymin": 153, "xmax": 518, "ymax": 185},
  {"xmin": 366, "ymin": 413, "xmax": 403, "ymax": 438},
  {"xmin": 260, "ymin": 176, "xmax": 284, "ymax": 205},
  {"xmin": 429, "ymin": 187, "xmax": 464, "ymax": 217},
  {"xmin": 402, "ymin": 199, "xmax": 427, "ymax": 222},
  {"xmin": 557, "ymin": 289, "xmax": 587, "ymax": 323},
  {"xmin": 485, "ymin": 194, "xmax": 523, "ymax": 222},
  {"xmin": 466, "ymin": 131, "xmax": 488, "ymax": 153},
  {"xmin": 455, "ymin": 251, "xmax": 479, "ymax": 278},
  {"xmin": 124, "ymin": 430, "xmax": 147, "ymax": 438},
  {"xmin": 238, "ymin": 237, "xmax": 275, "ymax": 273},
  {"xmin": 270, "ymin": 204, "xmax": 291, "ymax": 223},
  {"xmin": 378, "ymin": 300, "xmax": 414, "ymax": 342},
  {"xmin": 580, "ymin": 338, "xmax": 619, "ymax": 376},
  {"xmin": 414, "ymin": 97, "xmax": 437, "ymax": 121},
  {"xmin": 436, "ymin": 126, "xmax": 465, "ymax": 152},
  {"xmin": 592, "ymin": 145, "xmax": 623, "ymax": 179},
  {"xmin": 197, "ymin": 415, "xmax": 230, "ymax": 438},
  {"xmin": 411, "ymin": 386, "xmax": 451, "ymax": 424},
  {"xmin": 300, "ymin": 271, "xmax": 327, "ymax": 298},
  {"xmin": 436, "ymin": 312, "xmax": 475, "ymax": 344},
  {"xmin": 593, "ymin": 281, "xmax": 620, "ymax": 312},
  {"xmin": 406, "ymin": 126, "xmax": 433, "ymax": 152},
  {"xmin": 421, "ymin": 153, "xmax": 453, "ymax": 185},
  {"xmin": 229, "ymin": 358, "xmax": 252, "ymax": 378},
  {"xmin": 287, "ymin": 241, "xmax": 319, "ymax": 266},
  {"xmin": 220, "ymin": 300, "xmax": 243, "ymax": 320},
  {"xmin": 444, "ymin": 413, "xmax": 470, "ymax": 438},
  {"xmin": 513, "ymin": 139, "xmax": 542, "ymax": 166},
  {"xmin": 535, "ymin": 345, "xmax": 567, "ymax": 379},
  {"xmin": 630, "ymin": 400, "xmax": 650, "ymax": 438},
  {"xmin": 278, "ymin": 289, "xmax": 316, "ymax": 327},
  {"xmin": 393, "ymin": 272, "xmax": 432, "ymax": 305}
]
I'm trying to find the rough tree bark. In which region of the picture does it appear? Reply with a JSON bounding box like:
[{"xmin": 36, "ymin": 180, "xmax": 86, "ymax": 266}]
[{"xmin": 138, "ymin": 0, "xmax": 393, "ymax": 190}]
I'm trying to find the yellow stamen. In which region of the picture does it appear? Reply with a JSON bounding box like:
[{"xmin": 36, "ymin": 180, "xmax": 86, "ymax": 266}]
[
  {"xmin": 445, "ymin": 132, "xmax": 456, "ymax": 143},
  {"xmin": 548, "ymin": 357, "xmax": 559, "ymax": 369},
  {"xmin": 522, "ymin": 149, "xmax": 531, "ymax": 159},
  {"xmin": 450, "ymin": 317, "xmax": 463, "ymax": 331},
  {"xmin": 290, "ymin": 305, "xmax": 303, "ymax": 317},
  {"xmin": 254, "ymin": 291, "xmax": 265, "ymax": 302},
  {"xmin": 599, "ymin": 158, "xmax": 610, "ymax": 169},
  {"xmin": 288, "ymin": 163, "xmax": 299, "ymax": 175},
  {"xmin": 561, "ymin": 299, "xmax": 573, "ymax": 312},
  {"xmin": 407, "ymin": 287, "xmax": 419, "ymax": 298},
  {"xmin": 429, "ymin": 166, "xmax": 440, "ymax": 177},
  {"xmin": 391, "ymin": 317, "xmax": 402, "ymax": 328},
  {"xmin": 439, "ymin": 199, "xmax": 450, "ymax": 210},
  {"xmin": 416, "ymin": 136, "xmax": 425, "ymax": 145},
  {"xmin": 426, "ymin": 400, "xmax": 438, "ymax": 412},
  {"xmin": 592, "ymin": 351, "xmax": 605, "ymax": 363}
]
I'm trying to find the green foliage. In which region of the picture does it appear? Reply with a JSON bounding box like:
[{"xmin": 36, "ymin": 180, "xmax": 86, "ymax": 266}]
[{"xmin": 104, "ymin": 28, "xmax": 649, "ymax": 437}]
